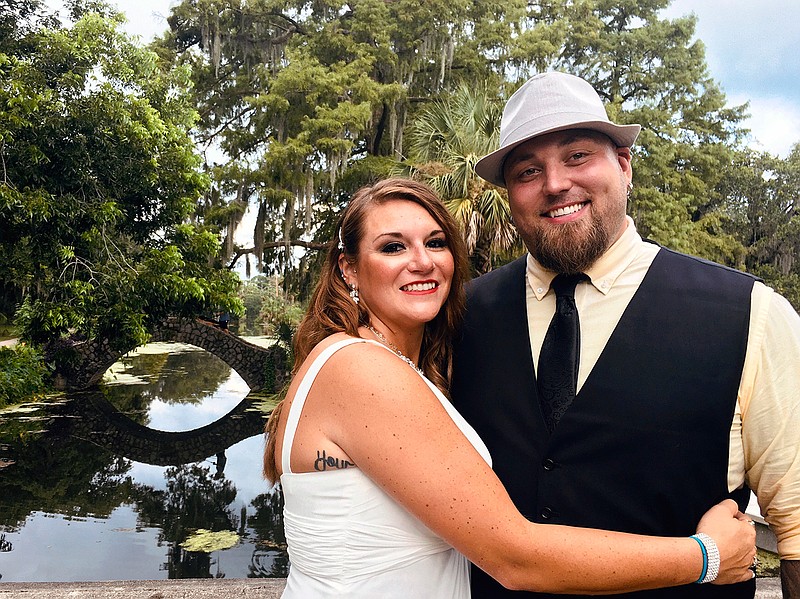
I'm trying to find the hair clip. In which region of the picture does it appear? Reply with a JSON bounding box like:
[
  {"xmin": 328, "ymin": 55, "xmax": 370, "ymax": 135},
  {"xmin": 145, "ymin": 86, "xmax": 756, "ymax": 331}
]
[{"xmin": 337, "ymin": 227, "xmax": 345, "ymax": 251}]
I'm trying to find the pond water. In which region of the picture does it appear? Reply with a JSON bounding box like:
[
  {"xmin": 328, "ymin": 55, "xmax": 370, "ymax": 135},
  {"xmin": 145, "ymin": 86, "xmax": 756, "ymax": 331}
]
[{"xmin": 0, "ymin": 340, "xmax": 287, "ymax": 582}]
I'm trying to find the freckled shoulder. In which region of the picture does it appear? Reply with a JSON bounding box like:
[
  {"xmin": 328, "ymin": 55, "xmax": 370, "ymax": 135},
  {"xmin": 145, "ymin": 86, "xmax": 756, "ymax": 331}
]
[
  {"xmin": 283, "ymin": 333, "xmax": 431, "ymax": 435},
  {"xmin": 314, "ymin": 337, "xmax": 429, "ymax": 403},
  {"xmin": 276, "ymin": 334, "xmax": 438, "ymax": 474}
]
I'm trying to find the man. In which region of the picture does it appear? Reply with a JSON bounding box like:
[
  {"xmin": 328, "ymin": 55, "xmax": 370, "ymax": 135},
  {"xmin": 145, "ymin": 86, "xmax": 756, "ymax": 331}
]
[{"xmin": 451, "ymin": 72, "xmax": 800, "ymax": 598}]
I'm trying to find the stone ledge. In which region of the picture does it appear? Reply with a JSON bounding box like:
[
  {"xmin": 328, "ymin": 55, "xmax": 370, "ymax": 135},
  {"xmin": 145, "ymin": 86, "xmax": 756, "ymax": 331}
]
[
  {"xmin": 0, "ymin": 578, "xmax": 285, "ymax": 598},
  {"xmin": 0, "ymin": 577, "xmax": 783, "ymax": 598}
]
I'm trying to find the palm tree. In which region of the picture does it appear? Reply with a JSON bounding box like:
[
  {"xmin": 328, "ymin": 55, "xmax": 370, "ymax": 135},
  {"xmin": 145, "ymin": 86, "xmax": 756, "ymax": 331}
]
[{"xmin": 404, "ymin": 85, "xmax": 521, "ymax": 274}]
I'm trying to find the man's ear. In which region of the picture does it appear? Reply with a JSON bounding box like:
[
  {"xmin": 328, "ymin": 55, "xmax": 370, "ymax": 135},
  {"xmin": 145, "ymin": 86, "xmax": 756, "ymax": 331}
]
[{"xmin": 616, "ymin": 146, "xmax": 633, "ymax": 185}]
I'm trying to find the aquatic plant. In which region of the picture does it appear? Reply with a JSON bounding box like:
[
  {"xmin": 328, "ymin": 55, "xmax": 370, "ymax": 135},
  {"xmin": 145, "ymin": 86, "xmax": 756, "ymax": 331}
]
[{"xmin": 179, "ymin": 529, "xmax": 240, "ymax": 553}]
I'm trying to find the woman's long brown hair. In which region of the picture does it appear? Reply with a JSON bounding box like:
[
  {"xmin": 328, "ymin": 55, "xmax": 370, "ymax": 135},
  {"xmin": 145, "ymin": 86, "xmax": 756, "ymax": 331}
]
[{"xmin": 263, "ymin": 178, "xmax": 470, "ymax": 483}]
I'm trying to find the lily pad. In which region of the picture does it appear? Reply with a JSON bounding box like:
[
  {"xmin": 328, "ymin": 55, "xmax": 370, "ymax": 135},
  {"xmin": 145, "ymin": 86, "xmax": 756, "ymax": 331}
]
[{"xmin": 180, "ymin": 529, "xmax": 240, "ymax": 553}]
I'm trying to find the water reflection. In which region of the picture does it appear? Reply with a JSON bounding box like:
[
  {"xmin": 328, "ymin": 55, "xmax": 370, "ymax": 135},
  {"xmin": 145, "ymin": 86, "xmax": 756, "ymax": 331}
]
[
  {"xmin": 104, "ymin": 342, "xmax": 235, "ymax": 418},
  {"xmin": 0, "ymin": 341, "xmax": 287, "ymax": 582}
]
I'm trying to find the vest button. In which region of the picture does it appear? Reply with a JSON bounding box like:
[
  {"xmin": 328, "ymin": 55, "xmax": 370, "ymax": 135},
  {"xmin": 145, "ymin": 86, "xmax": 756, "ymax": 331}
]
[
  {"xmin": 542, "ymin": 458, "xmax": 555, "ymax": 471},
  {"xmin": 540, "ymin": 507, "xmax": 553, "ymax": 519}
]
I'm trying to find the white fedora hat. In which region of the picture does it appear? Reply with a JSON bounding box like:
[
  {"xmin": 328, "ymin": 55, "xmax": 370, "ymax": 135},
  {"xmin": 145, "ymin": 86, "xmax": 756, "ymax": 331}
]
[{"xmin": 475, "ymin": 72, "xmax": 641, "ymax": 188}]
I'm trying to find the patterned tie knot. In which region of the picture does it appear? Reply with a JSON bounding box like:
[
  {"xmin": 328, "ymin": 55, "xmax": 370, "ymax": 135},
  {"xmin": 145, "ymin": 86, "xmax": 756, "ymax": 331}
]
[{"xmin": 550, "ymin": 273, "xmax": 589, "ymax": 299}]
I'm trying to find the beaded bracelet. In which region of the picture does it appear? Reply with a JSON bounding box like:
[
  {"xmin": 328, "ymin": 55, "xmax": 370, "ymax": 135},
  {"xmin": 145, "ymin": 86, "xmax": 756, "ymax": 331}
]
[{"xmin": 690, "ymin": 533, "xmax": 720, "ymax": 584}]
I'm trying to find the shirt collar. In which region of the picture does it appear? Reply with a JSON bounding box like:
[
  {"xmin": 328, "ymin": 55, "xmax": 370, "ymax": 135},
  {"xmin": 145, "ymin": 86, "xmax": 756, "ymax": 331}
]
[{"xmin": 526, "ymin": 216, "xmax": 642, "ymax": 300}]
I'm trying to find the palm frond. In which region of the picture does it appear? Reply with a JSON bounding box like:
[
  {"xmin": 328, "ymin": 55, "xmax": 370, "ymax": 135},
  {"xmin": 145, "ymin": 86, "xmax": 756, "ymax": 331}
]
[{"xmin": 405, "ymin": 84, "xmax": 511, "ymax": 272}]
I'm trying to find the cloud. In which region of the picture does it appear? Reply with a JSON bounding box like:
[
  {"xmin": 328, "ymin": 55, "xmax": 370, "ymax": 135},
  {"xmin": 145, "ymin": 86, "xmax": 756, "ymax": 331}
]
[
  {"xmin": 692, "ymin": 2, "xmax": 800, "ymax": 95},
  {"xmin": 664, "ymin": 0, "xmax": 800, "ymax": 157},
  {"xmin": 735, "ymin": 95, "xmax": 800, "ymax": 157}
]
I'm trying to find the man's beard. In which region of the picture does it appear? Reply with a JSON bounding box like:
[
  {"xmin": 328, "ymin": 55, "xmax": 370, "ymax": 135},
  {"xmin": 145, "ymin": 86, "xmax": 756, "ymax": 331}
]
[{"xmin": 524, "ymin": 214, "xmax": 613, "ymax": 275}]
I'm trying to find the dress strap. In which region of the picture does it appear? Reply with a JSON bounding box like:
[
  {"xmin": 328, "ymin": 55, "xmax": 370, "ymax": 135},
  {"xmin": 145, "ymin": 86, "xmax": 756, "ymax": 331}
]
[{"xmin": 280, "ymin": 337, "xmax": 367, "ymax": 475}]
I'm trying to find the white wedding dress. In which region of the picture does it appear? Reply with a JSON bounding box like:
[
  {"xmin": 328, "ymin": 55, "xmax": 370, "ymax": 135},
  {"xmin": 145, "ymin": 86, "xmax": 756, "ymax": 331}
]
[{"xmin": 279, "ymin": 338, "xmax": 492, "ymax": 598}]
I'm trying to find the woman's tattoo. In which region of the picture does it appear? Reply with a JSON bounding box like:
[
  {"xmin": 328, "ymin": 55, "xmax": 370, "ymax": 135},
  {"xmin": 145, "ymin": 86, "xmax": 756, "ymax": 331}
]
[{"xmin": 314, "ymin": 449, "xmax": 355, "ymax": 471}]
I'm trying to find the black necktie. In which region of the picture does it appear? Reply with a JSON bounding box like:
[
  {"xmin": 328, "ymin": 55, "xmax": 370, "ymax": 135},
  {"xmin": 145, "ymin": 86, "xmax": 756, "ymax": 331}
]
[{"xmin": 537, "ymin": 273, "xmax": 588, "ymax": 433}]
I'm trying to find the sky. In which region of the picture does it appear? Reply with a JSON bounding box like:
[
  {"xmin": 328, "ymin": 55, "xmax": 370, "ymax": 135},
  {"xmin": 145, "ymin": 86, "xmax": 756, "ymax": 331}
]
[
  {"xmin": 664, "ymin": 0, "xmax": 800, "ymax": 158},
  {"xmin": 102, "ymin": 0, "xmax": 800, "ymax": 159}
]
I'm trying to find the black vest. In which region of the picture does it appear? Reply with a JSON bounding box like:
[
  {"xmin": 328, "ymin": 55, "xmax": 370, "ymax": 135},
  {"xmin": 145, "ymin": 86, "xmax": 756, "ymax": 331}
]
[{"xmin": 452, "ymin": 248, "xmax": 757, "ymax": 598}]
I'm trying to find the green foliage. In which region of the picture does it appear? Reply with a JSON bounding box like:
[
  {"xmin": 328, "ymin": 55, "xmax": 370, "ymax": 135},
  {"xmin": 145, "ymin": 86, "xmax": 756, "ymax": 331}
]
[
  {"xmin": 0, "ymin": 4, "xmax": 241, "ymax": 350},
  {"xmin": 180, "ymin": 528, "xmax": 240, "ymax": 553},
  {"xmin": 0, "ymin": 344, "xmax": 51, "ymax": 407},
  {"xmin": 238, "ymin": 275, "xmax": 274, "ymax": 335},
  {"xmin": 404, "ymin": 84, "xmax": 520, "ymax": 274},
  {"xmin": 755, "ymin": 548, "xmax": 780, "ymax": 578},
  {"xmin": 258, "ymin": 290, "xmax": 305, "ymax": 337},
  {"xmin": 0, "ymin": 312, "xmax": 16, "ymax": 339},
  {"xmin": 250, "ymin": 317, "xmax": 295, "ymax": 412},
  {"xmin": 238, "ymin": 275, "xmax": 305, "ymax": 336},
  {"xmin": 718, "ymin": 145, "xmax": 800, "ymax": 309}
]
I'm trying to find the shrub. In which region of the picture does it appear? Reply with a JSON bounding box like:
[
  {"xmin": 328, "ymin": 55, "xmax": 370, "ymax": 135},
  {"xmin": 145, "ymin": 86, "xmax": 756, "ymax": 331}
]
[{"xmin": 0, "ymin": 344, "xmax": 52, "ymax": 407}]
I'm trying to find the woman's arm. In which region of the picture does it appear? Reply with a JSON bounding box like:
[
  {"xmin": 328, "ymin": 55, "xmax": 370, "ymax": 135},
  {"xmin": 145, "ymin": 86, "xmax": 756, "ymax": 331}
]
[{"xmin": 311, "ymin": 344, "xmax": 755, "ymax": 594}]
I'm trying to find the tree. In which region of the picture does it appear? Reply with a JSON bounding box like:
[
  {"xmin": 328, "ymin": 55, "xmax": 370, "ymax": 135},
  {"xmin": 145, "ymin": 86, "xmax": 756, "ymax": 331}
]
[
  {"xmin": 404, "ymin": 84, "xmax": 519, "ymax": 274},
  {"xmin": 0, "ymin": 0, "xmax": 53, "ymax": 53},
  {"xmin": 532, "ymin": 0, "xmax": 748, "ymax": 256},
  {"xmin": 155, "ymin": 0, "xmax": 401, "ymax": 280},
  {"xmin": 720, "ymin": 145, "xmax": 800, "ymax": 308},
  {"xmin": 238, "ymin": 274, "xmax": 304, "ymax": 335},
  {"xmin": 153, "ymin": 0, "xmax": 571, "ymax": 282},
  {"xmin": 0, "ymin": 3, "xmax": 242, "ymax": 349}
]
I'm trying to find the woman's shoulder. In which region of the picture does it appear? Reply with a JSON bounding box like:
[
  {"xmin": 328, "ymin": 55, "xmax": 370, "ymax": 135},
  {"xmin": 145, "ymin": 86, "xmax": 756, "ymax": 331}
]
[
  {"xmin": 308, "ymin": 333, "xmax": 408, "ymax": 369},
  {"xmin": 300, "ymin": 333, "xmax": 389, "ymax": 373},
  {"xmin": 306, "ymin": 332, "xmax": 372, "ymax": 361},
  {"xmin": 303, "ymin": 333, "xmax": 426, "ymax": 393}
]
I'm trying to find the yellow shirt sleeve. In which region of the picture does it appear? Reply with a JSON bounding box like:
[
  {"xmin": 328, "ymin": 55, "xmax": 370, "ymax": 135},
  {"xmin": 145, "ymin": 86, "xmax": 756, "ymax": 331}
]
[{"xmin": 739, "ymin": 282, "xmax": 800, "ymax": 559}]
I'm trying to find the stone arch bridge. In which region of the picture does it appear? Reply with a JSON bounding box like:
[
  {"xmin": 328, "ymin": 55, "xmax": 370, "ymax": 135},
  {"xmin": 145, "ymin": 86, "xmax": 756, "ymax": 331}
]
[
  {"xmin": 43, "ymin": 317, "xmax": 290, "ymax": 466},
  {"xmin": 64, "ymin": 389, "xmax": 269, "ymax": 466},
  {"xmin": 51, "ymin": 317, "xmax": 289, "ymax": 393}
]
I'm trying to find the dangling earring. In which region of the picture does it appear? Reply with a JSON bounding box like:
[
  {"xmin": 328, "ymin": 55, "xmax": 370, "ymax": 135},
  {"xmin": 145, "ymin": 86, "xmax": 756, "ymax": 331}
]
[{"xmin": 349, "ymin": 283, "xmax": 359, "ymax": 304}]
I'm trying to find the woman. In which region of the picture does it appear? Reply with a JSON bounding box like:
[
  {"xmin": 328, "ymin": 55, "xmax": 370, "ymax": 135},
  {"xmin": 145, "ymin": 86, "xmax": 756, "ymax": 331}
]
[{"xmin": 263, "ymin": 178, "xmax": 755, "ymax": 597}]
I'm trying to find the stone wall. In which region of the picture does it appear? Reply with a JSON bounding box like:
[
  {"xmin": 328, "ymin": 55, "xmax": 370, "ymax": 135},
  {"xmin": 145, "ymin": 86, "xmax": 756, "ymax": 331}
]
[{"xmin": 49, "ymin": 317, "xmax": 290, "ymax": 393}]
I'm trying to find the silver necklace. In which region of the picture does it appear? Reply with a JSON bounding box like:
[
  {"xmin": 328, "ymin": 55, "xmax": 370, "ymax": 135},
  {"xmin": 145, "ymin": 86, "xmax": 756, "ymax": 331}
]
[{"xmin": 366, "ymin": 325, "xmax": 424, "ymax": 376}]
